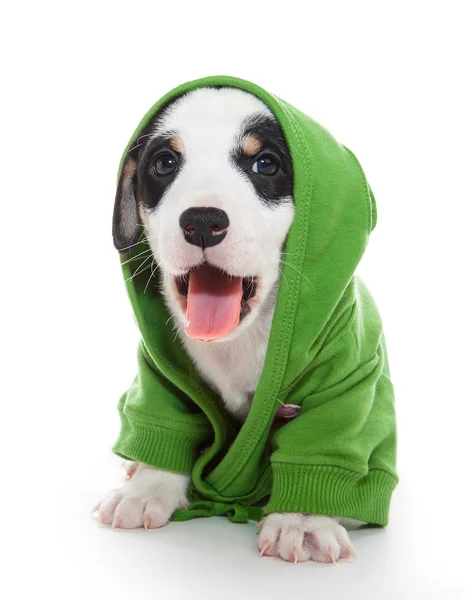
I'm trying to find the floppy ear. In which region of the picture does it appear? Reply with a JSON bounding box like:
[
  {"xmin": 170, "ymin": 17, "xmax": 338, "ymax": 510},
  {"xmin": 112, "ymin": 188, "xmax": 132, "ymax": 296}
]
[{"xmin": 112, "ymin": 155, "xmax": 140, "ymax": 252}]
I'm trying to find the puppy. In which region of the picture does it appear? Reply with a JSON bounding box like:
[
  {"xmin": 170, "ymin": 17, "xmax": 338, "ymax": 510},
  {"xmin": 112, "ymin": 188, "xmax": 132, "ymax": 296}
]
[{"xmin": 94, "ymin": 87, "xmax": 361, "ymax": 563}]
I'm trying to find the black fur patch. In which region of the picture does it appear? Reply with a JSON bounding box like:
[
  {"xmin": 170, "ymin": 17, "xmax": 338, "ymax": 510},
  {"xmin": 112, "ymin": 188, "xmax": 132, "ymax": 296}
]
[
  {"xmin": 136, "ymin": 132, "xmax": 184, "ymax": 211},
  {"xmin": 113, "ymin": 93, "xmax": 294, "ymax": 252},
  {"xmin": 130, "ymin": 96, "xmax": 185, "ymax": 212},
  {"xmin": 112, "ymin": 101, "xmax": 182, "ymax": 251},
  {"xmin": 230, "ymin": 114, "xmax": 293, "ymax": 206}
]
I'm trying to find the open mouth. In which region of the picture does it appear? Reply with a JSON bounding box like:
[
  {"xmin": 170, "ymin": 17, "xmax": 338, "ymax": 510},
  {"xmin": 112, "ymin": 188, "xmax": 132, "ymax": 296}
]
[{"xmin": 174, "ymin": 263, "xmax": 258, "ymax": 342}]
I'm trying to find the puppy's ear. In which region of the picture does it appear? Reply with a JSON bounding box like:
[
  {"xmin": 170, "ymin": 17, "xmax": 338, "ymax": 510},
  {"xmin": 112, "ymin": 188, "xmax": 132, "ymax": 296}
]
[{"xmin": 112, "ymin": 155, "xmax": 140, "ymax": 252}]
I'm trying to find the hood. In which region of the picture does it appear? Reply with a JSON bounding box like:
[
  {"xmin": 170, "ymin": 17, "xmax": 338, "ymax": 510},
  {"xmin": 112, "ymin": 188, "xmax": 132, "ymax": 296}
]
[{"xmin": 117, "ymin": 75, "xmax": 377, "ymax": 395}]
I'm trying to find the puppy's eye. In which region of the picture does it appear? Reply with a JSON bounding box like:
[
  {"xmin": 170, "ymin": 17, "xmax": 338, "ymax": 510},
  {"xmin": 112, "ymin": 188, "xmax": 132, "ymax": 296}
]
[
  {"xmin": 251, "ymin": 154, "xmax": 280, "ymax": 176},
  {"xmin": 153, "ymin": 153, "xmax": 178, "ymax": 176}
]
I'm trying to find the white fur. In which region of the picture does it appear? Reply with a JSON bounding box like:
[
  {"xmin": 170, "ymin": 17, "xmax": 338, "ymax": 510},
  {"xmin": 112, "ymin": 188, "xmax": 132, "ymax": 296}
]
[
  {"xmin": 178, "ymin": 285, "xmax": 278, "ymax": 419},
  {"xmin": 94, "ymin": 463, "xmax": 189, "ymax": 530},
  {"xmin": 146, "ymin": 88, "xmax": 293, "ymax": 418},
  {"xmin": 258, "ymin": 513, "xmax": 356, "ymax": 563},
  {"xmin": 95, "ymin": 89, "xmax": 353, "ymax": 562}
]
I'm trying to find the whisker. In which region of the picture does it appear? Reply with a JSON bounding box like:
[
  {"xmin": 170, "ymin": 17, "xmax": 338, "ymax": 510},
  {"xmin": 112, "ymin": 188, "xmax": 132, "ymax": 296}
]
[
  {"xmin": 278, "ymin": 266, "xmax": 290, "ymax": 288},
  {"xmin": 120, "ymin": 255, "xmax": 150, "ymax": 268},
  {"xmin": 124, "ymin": 262, "xmax": 153, "ymax": 283},
  {"xmin": 120, "ymin": 248, "xmax": 152, "ymax": 266},
  {"xmin": 165, "ymin": 313, "xmax": 177, "ymax": 327},
  {"xmin": 175, "ymin": 326, "xmax": 183, "ymax": 343},
  {"xmin": 126, "ymin": 255, "xmax": 152, "ymax": 282},
  {"xmin": 144, "ymin": 259, "xmax": 159, "ymax": 294},
  {"xmin": 280, "ymin": 260, "xmax": 315, "ymax": 292},
  {"xmin": 114, "ymin": 233, "xmax": 149, "ymax": 252},
  {"xmin": 116, "ymin": 238, "xmax": 148, "ymax": 253}
]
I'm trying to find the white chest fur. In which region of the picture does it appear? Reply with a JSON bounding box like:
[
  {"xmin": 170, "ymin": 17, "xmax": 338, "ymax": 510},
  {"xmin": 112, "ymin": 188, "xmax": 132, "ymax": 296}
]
[{"xmin": 179, "ymin": 285, "xmax": 278, "ymax": 420}]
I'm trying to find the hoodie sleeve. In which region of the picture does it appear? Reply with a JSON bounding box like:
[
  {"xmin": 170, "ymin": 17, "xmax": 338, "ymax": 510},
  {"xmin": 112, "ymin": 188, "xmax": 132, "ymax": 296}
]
[
  {"xmin": 112, "ymin": 341, "xmax": 213, "ymax": 473},
  {"xmin": 264, "ymin": 277, "xmax": 398, "ymax": 526}
]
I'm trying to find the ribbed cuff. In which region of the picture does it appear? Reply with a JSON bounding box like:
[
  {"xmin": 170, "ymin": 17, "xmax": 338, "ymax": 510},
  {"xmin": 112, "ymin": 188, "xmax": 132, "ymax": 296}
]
[
  {"xmin": 264, "ymin": 463, "xmax": 397, "ymax": 526},
  {"xmin": 112, "ymin": 409, "xmax": 208, "ymax": 473}
]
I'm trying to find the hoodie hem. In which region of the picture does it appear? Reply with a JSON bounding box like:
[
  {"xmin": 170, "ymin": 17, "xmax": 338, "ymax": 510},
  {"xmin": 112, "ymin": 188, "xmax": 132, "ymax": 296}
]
[{"xmin": 264, "ymin": 463, "xmax": 397, "ymax": 526}]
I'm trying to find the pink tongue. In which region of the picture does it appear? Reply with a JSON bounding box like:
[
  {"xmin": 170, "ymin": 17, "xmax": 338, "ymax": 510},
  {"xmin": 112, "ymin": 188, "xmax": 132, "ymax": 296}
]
[{"xmin": 185, "ymin": 264, "xmax": 243, "ymax": 341}]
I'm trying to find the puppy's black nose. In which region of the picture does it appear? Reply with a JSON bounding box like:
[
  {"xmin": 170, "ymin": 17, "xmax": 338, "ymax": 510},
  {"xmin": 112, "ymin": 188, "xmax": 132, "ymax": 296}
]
[{"xmin": 179, "ymin": 207, "xmax": 229, "ymax": 248}]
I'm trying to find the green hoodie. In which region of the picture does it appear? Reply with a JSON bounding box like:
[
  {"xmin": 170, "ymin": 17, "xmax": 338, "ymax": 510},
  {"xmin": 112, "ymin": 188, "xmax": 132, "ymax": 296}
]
[{"xmin": 112, "ymin": 75, "xmax": 398, "ymax": 526}]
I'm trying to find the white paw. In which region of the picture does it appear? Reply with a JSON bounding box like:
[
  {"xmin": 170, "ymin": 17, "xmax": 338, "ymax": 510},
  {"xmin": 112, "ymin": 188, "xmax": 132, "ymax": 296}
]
[
  {"xmin": 121, "ymin": 460, "xmax": 138, "ymax": 479},
  {"xmin": 92, "ymin": 464, "xmax": 190, "ymax": 530},
  {"xmin": 257, "ymin": 513, "xmax": 356, "ymax": 564}
]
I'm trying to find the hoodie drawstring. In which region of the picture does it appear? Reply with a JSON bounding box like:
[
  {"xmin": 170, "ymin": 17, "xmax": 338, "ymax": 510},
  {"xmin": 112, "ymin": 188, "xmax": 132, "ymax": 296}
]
[{"xmin": 171, "ymin": 501, "xmax": 264, "ymax": 524}]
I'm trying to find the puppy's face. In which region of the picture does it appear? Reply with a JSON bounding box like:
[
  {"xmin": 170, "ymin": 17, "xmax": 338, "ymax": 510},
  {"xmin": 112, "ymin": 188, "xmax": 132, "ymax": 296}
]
[{"xmin": 114, "ymin": 88, "xmax": 294, "ymax": 342}]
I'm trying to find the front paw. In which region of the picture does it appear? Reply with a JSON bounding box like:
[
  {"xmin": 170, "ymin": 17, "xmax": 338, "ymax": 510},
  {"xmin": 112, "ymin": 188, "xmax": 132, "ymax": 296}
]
[
  {"xmin": 258, "ymin": 513, "xmax": 356, "ymax": 564},
  {"xmin": 121, "ymin": 460, "xmax": 138, "ymax": 479},
  {"xmin": 92, "ymin": 464, "xmax": 189, "ymax": 530}
]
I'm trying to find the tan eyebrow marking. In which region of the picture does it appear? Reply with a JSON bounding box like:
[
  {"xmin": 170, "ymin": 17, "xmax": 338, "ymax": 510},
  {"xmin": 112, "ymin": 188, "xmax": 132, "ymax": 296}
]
[
  {"xmin": 242, "ymin": 134, "xmax": 262, "ymax": 156},
  {"xmin": 169, "ymin": 136, "xmax": 184, "ymax": 154}
]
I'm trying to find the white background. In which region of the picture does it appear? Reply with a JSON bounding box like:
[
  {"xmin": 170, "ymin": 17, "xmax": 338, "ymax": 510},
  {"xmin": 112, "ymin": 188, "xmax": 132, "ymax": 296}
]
[{"xmin": 1, "ymin": 1, "xmax": 464, "ymax": 598}]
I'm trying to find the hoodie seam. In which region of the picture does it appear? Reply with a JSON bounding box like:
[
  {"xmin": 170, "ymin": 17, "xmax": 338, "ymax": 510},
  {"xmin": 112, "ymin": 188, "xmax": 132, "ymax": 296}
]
[
  {"xmin": 214, "ymin": 96, "xmax": 314, "ymax": 489},
  {"xmin": 271, "ymin": 461, "xmax": 398, "ymax": 482},
  {"xmin": 272, "ymin": 455, "xmax": 367, "ymax": 472},
  {"xmin": 120, "ymin": 406, "xmax": 212, "ymax": 433}
]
